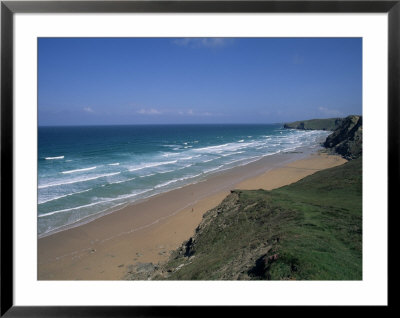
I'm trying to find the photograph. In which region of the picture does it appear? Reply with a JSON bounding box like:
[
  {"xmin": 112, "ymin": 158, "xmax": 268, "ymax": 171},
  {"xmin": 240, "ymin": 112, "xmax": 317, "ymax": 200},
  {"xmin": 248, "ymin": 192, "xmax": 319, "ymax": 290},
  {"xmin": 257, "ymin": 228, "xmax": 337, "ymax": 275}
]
[{"xmin": 37, "ymin": 37, "xmax": 363, "ymax": 281}]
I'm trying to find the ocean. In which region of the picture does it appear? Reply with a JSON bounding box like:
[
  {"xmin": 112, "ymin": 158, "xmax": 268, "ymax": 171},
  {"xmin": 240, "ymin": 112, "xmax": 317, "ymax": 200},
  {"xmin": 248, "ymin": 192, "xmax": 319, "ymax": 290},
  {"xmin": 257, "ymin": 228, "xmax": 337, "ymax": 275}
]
[{"xmin": 38, "ymin": 124, "xmax": 329, "ymax": 237}]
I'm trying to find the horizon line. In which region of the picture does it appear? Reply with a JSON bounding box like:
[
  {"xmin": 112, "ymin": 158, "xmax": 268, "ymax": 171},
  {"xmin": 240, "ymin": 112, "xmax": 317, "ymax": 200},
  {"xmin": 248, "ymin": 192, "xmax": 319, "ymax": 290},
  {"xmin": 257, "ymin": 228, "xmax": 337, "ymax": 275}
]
[{"xmin": 38, "ymin": 122, "xmax": 288, "ymax": 128}]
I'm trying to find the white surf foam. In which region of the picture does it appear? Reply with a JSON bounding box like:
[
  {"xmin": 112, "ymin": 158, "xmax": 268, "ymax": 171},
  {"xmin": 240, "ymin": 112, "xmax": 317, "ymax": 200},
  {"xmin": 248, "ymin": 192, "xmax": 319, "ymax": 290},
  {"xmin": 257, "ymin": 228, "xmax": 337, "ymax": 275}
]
[
  {"xmin": 139, "ymin": 173, "xmax": 156, "ymax": 178},
  {"xmin": 154, "ymin": 173, "xmax": 202, "ymax": 189},
  {"xmin": 62, "ymin": 166, "xmax": 97, "ymax": 174},
  {"xmin": 39, "ymin": 189, "xmax": 153, "ymax": 218},
  {"xmin": 108, "ymin": 177, "xmax": 136, "ymax": 185},
  {"xmin": 128, "ymin": 160, "xmax": 177, "ymax": 172},
  {"xmin": 45, "ymin": 156, "xmax": 64, "ymax": 160},
  {"xmin": 38, "ymin": 188, "xmax": 93, "ymax": 205},
  {"xmin": 39, "ymin": 172, "xmax": 121, "ymax": 189},
  {"xmin": 194, "ymin": 141, "xmax": 252, "ymax": 154},
  {"xmin": 203, "ymin": 165, "xmax": 224, "ymax": 174},
  {"xmin": 158, "ymin": 169, "xmax": 175, "ymax": 174}
]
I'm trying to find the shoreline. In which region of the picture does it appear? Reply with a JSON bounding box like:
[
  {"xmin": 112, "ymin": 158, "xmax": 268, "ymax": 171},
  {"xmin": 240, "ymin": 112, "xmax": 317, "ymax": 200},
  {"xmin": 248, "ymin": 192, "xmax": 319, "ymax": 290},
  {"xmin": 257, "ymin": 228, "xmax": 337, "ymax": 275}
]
[
  {"xmin": 38, "ymin": 145, "xmax": 317, "ymax": 239},
  {"xmin": 38, "ymin": 146, "xmax": 346, "ymax": 280}
]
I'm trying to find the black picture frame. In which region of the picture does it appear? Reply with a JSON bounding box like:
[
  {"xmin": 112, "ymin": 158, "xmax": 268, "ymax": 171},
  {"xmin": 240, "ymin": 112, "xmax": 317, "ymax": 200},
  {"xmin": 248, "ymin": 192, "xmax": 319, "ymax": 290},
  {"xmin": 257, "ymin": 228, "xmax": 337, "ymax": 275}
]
[{"xmin": 1, "ymin": 0, "xmax": 396, "ymax": 316}]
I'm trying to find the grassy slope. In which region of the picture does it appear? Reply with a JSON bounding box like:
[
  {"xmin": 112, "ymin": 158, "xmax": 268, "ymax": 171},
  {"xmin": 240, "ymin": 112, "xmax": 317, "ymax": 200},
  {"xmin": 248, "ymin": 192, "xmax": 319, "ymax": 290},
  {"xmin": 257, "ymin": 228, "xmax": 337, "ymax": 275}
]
[
  {"xmin": 157, "ymin": 157, "xmax": 362, "ymax": 280},
  {"xmin": 284, "ymin": 118, "xmax": 342, "ymax": 131}
]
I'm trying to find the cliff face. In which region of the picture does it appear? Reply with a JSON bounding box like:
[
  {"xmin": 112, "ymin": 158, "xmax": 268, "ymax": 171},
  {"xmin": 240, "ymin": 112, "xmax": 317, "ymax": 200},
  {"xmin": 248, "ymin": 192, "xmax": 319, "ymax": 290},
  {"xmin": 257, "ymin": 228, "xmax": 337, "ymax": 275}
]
[
  {"xmin": 324, "ymin": 115, "xmax": 362, "ymax": 160},
  {"xmin": 285, "ymin": 115, "xmax": 363, "ymax": 160},
  {"xmin": 283, "ymin": 118, "xmax": 343, "ymax": 131}
]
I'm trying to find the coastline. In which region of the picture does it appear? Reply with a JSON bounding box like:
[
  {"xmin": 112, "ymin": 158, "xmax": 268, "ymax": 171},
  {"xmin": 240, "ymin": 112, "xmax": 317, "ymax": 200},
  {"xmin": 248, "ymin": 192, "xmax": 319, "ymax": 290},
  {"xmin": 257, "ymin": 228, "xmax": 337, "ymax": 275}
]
[
  {"xmin": 38, "ymin": 144, "xmax": 319, "ymax": 240},
  {"xmin": 38, "ymin": 147, "xmax": 346, "ymax": 280}
]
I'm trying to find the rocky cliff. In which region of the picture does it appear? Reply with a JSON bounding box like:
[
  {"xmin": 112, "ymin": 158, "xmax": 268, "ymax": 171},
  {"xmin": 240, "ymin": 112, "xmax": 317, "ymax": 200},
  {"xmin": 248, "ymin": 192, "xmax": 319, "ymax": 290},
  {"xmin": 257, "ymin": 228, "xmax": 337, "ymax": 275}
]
[
  {"xmin": 285, "ymin": 115, "xmax": 362, "ymax": 160},
  {"xmin": 284, "ymin": 118, "xmax": 343, "ymax": 131},
  {"xmin": 324, "ymin": 115, "xmax": 362, "ymax": 160}
]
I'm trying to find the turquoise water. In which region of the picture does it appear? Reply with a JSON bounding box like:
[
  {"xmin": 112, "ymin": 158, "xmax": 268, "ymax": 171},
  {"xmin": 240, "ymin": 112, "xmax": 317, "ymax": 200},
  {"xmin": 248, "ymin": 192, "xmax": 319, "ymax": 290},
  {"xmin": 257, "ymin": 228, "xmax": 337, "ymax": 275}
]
[{"xmin": 38, "ymin": 124, "xmax": 329, "ymax": 236}]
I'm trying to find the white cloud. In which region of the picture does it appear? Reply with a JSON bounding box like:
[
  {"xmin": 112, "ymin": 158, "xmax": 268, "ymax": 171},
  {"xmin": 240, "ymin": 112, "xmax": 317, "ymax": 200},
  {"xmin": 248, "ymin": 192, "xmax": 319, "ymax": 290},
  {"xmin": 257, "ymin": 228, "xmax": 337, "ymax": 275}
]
[
  {"xmin": 83, "ymin": 107, "xmax": 94, "ymax": 113},
  {"xmin": 177, "ymin": 109, "xmax": 217, "ymax": 117},
  {"xmin": 172, "ymin": 38, "xmax": 233, "ymax": 48},
  {"xmin": 136, "ymin": 107, "xmax": 218, "ymax": 117},
  {"xmin": 137, "ymin": 108, "xmax": 162, "ymax": 115},
  {"xmin": 318, "ymin": 106, "xmax": 344, "ymax": 117},
  {"xmin": 177, "ymin": 109, "xmax": 194, "ymax": 116}
]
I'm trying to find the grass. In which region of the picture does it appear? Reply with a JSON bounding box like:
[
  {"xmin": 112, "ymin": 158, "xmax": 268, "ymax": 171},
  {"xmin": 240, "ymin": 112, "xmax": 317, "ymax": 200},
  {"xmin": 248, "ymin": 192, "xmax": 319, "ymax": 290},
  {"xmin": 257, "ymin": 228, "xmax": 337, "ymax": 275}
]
[{"xmin": 152, "ymin": 157, "xmax": 362, "ymax": 280}]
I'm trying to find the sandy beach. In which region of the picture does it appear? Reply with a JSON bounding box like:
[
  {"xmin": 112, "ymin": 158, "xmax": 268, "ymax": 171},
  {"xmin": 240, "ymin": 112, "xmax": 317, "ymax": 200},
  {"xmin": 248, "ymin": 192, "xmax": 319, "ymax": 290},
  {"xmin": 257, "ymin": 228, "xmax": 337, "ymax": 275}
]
[{"xmin": 38, "ymin": 150, "xmax": 346, "ymax": 280}]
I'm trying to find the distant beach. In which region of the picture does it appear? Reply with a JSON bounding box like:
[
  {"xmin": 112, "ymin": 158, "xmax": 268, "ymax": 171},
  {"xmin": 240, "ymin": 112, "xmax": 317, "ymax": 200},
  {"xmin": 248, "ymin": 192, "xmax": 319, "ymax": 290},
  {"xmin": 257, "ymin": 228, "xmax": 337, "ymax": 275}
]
[{"xmin": 38, "ymin": 142, "xmax": 346, "ymax": 280}]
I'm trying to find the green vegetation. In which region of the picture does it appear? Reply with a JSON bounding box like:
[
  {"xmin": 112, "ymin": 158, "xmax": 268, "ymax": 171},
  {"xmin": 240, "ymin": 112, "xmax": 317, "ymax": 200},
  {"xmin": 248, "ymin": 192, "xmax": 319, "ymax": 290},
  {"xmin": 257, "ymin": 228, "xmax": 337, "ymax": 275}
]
[
  {"xmin": 142, "ymin": 157, "xmax": 362, "ymax": 280},
  {"xmin": 284, "ymin": 118, "xmax": 343, "ymax": 131}
]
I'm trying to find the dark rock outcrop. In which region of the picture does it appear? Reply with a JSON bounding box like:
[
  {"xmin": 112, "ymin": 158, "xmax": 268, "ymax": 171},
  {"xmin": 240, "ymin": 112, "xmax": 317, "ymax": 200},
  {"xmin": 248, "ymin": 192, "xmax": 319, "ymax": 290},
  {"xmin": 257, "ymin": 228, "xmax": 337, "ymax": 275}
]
[{"xmin": 324, "ymin": 115, "xmax": 362, "ymax": 160}]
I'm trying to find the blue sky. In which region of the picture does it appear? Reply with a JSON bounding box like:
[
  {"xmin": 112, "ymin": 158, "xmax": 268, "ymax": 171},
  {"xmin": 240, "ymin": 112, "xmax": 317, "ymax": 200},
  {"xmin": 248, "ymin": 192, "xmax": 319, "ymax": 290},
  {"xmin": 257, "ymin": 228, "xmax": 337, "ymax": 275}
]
[{"xmin": 38, "ymin": 37, "xmax": 362, "ymax": 126}]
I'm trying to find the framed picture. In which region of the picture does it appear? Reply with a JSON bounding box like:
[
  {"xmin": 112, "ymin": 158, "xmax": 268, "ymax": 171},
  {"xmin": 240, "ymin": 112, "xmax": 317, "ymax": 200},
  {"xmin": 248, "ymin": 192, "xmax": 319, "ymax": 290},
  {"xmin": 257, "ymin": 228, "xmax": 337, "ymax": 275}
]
[{"xmin": 1, "ymin": 0, "xmax": 395, "ymax": 315}]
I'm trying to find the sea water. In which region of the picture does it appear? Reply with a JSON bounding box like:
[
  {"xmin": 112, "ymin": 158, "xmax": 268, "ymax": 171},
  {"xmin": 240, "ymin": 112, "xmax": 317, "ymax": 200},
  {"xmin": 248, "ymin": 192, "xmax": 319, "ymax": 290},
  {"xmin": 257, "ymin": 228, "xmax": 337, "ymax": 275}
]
[{"xmin": 38, "ymin": 124, "xmax": 329, "ymax": 237}]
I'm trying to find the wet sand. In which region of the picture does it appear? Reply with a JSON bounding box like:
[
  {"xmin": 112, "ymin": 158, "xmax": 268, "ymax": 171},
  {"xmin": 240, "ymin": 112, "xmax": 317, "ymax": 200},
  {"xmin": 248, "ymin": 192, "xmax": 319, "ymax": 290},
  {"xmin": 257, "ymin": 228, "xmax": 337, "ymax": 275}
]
[{"xmin": 38, "ymin": 150, "xmax": 346, "ymax": 280}]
